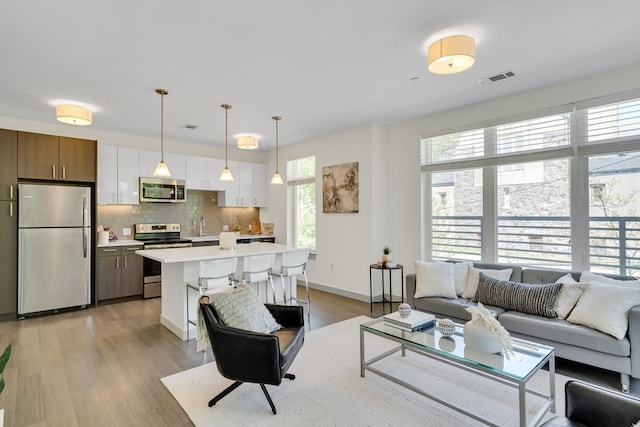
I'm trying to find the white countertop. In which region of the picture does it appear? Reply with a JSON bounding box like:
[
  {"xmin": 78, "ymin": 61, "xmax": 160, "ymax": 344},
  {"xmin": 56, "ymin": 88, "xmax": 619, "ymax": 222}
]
[
  {"xmin": 136, "ymin": 242, "xmax": 293, "ymax": 264},
  {"xmin": 97, "ymin": 239, "xmax": 143, "ymax": 248},
  {"xmin": 186, "ymin": 234, "xmax": 275, "ymax": 242}
]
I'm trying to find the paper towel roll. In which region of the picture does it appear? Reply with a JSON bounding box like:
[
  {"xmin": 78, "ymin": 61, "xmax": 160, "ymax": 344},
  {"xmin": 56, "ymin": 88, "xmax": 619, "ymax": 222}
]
[
  {"xmin": 219, "ymin": 231, "xmax": 237, "ymax": 250},
  {"xmin": 98, "ymin": 231, "xmax": 110, "ymax": 245}
]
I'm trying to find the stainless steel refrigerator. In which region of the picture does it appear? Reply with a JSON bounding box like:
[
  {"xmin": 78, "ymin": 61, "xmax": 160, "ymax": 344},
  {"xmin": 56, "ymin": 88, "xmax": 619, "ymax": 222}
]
[{"xmin": 18, "ymin": 183, "xmax": 92, "ymax": 315}]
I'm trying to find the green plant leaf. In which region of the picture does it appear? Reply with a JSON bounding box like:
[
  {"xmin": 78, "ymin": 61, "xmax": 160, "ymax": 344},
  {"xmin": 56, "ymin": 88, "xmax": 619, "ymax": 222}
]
[
  {"xmin": 0, "ymin": 376, "xmax": 4, "ymax": 394},
  {"xmin": 0, "ymin": 344, "xmax": 11, "ymax": 373}
]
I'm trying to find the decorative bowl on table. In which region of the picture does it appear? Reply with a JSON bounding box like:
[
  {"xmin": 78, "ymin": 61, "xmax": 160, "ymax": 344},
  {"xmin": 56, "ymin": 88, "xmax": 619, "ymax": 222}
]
[{"xmin": 437, "ymin": 318, "xmax": 456, "ymax": 337}]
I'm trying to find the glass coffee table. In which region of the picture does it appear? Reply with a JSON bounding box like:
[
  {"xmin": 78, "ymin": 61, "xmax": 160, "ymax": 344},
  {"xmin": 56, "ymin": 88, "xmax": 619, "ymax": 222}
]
[{"xmin": 360, "ymin": 317, "xmax": 556, "ymax": 427}]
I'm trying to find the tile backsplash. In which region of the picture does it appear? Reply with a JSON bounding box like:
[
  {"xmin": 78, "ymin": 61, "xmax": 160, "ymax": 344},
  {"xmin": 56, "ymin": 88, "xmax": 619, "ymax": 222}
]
[{"xmin": 97, "ymin": 190, "xmax": 259, "ymax": 239}]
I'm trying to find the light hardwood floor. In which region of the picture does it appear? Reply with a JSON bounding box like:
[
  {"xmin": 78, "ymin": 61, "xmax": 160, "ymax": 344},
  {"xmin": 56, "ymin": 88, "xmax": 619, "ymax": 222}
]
[
  {"xmin": 0, "ymin": 287, "xmax": 631, "ymax": 426},
  {"xmin": 0, "ymin": 287, "xmax": 384, "ymax": 427}
]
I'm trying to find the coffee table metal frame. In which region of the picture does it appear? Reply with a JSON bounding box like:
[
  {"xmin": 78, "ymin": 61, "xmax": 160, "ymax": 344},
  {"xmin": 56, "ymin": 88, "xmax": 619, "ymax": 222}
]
[{"xmin": 360, "ymin": 318, "xmax": 556, "ymax": 427}]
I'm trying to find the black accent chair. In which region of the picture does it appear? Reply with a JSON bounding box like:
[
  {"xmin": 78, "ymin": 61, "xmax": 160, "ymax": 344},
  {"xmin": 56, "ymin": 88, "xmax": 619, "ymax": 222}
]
[
  {"xmin": 199, "ymin": 296, "xmax": 305, "ymax": 414},
  {"xmin": 541, "ymin": 380, "xmax": 640, "ymax": 427}
]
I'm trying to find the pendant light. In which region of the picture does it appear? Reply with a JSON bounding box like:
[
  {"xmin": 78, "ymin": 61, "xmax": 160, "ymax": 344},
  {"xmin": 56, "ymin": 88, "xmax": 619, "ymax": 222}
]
[
  {"xmin": 219, "ymin": 104, "xmax": 234, "ymax": 181},
  {"xmin": 271, "ymin": 116, "xmax": 283, "ymax": 184},
  {"xmin": 153, "ymin": 89, "xmax": 172, "ymax": 177}
]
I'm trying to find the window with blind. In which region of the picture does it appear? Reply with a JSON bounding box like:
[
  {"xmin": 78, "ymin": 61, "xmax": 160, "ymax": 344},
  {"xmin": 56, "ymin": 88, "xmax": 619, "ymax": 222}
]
[
  {"xmin": 287, "ymin": 156, "xmax": 316, "ymax": 251},
  {"xmin": 421, "ymin": 94, "xmax": 640, "ymax": 276}
]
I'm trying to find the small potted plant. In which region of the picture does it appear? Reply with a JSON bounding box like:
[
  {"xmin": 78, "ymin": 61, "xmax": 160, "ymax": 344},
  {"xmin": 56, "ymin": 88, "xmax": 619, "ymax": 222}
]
[{"xmin": 382, "ymin": 246, "xmax": 391, "ymax": 263}]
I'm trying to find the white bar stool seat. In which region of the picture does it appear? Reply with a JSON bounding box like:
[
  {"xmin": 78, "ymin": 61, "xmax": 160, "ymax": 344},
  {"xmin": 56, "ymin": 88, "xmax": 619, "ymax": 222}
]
[
  {"xmin": 234, "ymin": 253, "xmax": 277, "ymax": 303},
  {"xmin": 273, "ymin": 249, "xmax": 310, "ymax": 317},
  {"xmin": 186, "ymin": 257, "xmax": 238, "ymax": 340}
]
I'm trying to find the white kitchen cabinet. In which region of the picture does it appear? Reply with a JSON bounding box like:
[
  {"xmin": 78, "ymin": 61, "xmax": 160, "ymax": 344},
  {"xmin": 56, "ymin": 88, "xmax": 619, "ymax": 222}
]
[
  {"xmin": 97, "ymin": 144, "xmax": 118, "ymax": 204},
  {"xmin": 138, "ymin": 150, "xmax": 186, "ymax": 180},
  {"xmin": 217, "ymin": 160, "xmax": 240, "ymax": 206},
  {"xmin": 252, "ymin": 163, "xmax": 268, "ymax": 207},
  {"xmin": 185, "ymin": 155, "xmax": 227, "ymax": 191},
  {"xmin": 98, "ymin": 145, "xmax": 140, "ymax": 205},
  {"xmin": 217, "ymin": 161, "xmax": 267, "ymax": 207},
  {"xmin": 117, "ymin": 147, "xmax": 140, "ymax": 204}
]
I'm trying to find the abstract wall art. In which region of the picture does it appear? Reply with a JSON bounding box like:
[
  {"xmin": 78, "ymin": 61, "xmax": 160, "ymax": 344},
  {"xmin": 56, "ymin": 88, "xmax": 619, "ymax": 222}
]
[{"xmin": 322, "ymin": 161, "xmax": 359, "ymax": 213}]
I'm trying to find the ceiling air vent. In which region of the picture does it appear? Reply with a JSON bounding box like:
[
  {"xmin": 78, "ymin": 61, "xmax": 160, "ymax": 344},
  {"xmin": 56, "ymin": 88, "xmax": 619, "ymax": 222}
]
[
  {"xmin": 181, "ymin": 123, "xmax": 199, "ymax": 130},
  {"xmin": 477, "ymin": 70, "xmax": 516, "ymax": 85}
]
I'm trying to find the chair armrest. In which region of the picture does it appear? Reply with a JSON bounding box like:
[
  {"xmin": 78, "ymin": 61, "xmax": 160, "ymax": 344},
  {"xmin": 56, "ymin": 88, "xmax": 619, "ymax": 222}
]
[
  {"xmin": 629, "ymin": 304, "xmax": 640, "ymax": 379},
  {"xmin": 266, "ymin": 304, "xmax": 304, "ymax": 327},
  {"xmin": 565, "ymin": 380, "xmax": 640, "ymax": 426},
  {"xmin": 406, "ymin": 274, "xmax": 417, "ymax": 308}
]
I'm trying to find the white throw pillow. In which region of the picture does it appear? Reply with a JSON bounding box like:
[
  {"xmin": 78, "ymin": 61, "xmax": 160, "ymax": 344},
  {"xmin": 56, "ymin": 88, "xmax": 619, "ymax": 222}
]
[
  {"xmin": 414, "ymin": 260, "xmax": 457, "ymax": 299},
  {"xmin": 437, "ymin": 261, "xmax": 471, "ymax": 296},
  {"xmin": 462, "ymin": 267, "xmax": 513, "ymax": 300},
  {"xmin": 567, "ymin": 284, "xmax": 640, "ymax": 339},
  {"xmin": 555, "ymin": 273, "xmax": 578, "ymax": 285},
  {"xmin": 553, "ymin": 282, "xmax": 586, "ymax": 319},
  {"xmin": 207, "ymin": 284, "xmax": 281, "ymax": 333},
  {"xmin": 580, "ymin": 271, "xmax": 640, "ymax": 287}
]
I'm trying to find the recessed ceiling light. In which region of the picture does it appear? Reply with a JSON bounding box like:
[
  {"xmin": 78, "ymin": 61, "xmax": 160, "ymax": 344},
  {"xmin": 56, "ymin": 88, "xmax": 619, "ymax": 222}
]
[
  {"xmin": 182, "ymin": 123, "xmax": 199, "ymax": 130},
  {"xmin": 410, "ymin": 77, "xmax": 421, "ymax": 82}
]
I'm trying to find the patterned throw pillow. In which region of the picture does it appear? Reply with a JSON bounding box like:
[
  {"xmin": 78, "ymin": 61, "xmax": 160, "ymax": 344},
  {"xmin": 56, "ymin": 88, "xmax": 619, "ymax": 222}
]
[
  {"xmin": 207, "ymin": 284, "xmax": 281, "ymax": 333},
  {"xmin": 475, "ymin": 273, "xmax": 563, "ymax": 318}
]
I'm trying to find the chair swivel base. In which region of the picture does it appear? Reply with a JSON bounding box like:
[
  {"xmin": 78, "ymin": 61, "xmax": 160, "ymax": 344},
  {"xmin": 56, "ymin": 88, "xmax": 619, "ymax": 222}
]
[{"xmin": 208, "ymin": 373, "xmax": 297, "ymax": 415}]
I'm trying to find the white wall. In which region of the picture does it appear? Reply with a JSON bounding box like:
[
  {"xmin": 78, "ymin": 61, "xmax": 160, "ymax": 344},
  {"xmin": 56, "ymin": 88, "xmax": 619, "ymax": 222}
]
[
  {"xmin": 265, "ymin": 63, "xmax": 640, "ymax": 302},
  {"xmin": 3, "ymin": 63, "xmax": 639, "ymax": 303}
]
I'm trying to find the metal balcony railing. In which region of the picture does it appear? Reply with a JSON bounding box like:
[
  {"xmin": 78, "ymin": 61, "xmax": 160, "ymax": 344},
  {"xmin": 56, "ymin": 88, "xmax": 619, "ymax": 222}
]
[{"xmin": 432, "ymin": 215, "xmax": 640, "ymax": 277}]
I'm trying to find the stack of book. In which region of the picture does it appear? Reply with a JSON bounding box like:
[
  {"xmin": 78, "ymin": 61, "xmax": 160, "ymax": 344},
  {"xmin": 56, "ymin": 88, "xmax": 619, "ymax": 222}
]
[{"xmin": 383, "ymin": 310, "xmax": 436, "ymax": 332}]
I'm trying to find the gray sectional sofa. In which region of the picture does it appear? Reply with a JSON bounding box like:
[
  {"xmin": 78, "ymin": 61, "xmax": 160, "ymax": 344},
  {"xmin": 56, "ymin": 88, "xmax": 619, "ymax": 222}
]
[{"xmin": 406, "ymin": 262, "xmax": 640, "ymax": 392}]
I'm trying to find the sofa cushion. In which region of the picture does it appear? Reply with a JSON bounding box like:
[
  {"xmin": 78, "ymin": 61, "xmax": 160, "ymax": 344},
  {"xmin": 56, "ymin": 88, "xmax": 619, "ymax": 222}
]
[
  {"xmin": 567, "ymin": 284, "xmax": 640, "ymax": 339},
  {"xmin": 414, "ymin": 260, "xmax": 457, "ymax": 299},
  {"xmin": 462, "ymin": 267, "xmax": 513, "ymax": 300},
  {"xmin": 498, "ymin": 311, "xmax": 630, "ymax": 357},
  {"xmin": 412, "ymin": 296, "xmax": 504, "ymax": 323},
  {"xmin": 474, "ymin": 273, "xmax": 562, "ymax": 318}
]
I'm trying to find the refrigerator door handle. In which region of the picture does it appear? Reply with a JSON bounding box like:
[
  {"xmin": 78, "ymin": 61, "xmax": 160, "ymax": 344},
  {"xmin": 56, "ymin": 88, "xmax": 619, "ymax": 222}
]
[
  {"xmin": 83, "ymin": 195, "xmax": 88, "ymax": 228},
  {"xmin": 82, "ymin": 194, "xmax": 88, "ymax": 258},
  {"xmin": 83, "ymin": 228, "xmax": 88, "ymax": 258}
]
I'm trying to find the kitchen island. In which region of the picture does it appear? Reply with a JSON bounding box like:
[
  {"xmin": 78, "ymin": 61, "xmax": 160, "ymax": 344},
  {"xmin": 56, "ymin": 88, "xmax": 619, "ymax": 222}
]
[{"xmin": 136, "ymin": 242, "xmax": 296, "ymax": 340}]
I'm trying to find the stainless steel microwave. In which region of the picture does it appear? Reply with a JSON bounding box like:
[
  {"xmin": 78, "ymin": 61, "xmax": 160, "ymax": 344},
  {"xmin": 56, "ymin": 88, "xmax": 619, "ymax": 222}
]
[{"xmin": 139, "ymin": 177, "xmax": 186, "ymax": 203}]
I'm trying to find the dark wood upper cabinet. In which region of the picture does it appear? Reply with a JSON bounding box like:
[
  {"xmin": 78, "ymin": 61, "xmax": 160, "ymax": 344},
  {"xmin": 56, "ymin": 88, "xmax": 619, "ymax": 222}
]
[
  {"xmin": 18, "ymin": 131, "xmax": 96, "ymax": 182},
  {"xmin": 0, "ymin": 129, "xmax": 18, "ymax": 200}
]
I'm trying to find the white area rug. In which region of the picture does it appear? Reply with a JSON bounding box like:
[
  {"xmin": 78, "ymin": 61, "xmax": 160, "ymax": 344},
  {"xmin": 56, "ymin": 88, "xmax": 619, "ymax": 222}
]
[{"xmin": 162, "ymin": 316, "xmax": 568, "ymax": 426}]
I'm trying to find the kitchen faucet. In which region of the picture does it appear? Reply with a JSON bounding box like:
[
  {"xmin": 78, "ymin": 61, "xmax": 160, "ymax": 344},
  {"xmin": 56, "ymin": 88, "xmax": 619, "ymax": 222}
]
[{"xmin": 198, "ymin": 217, "xmax": 206, "ymax": 236}]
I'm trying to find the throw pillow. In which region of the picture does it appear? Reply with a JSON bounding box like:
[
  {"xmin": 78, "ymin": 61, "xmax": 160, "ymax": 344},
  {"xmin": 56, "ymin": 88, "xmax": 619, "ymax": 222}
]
[
  {"xmin": 462, "ymin": 267, "xmax": 513, "ymax": 300},
  {"xmin": 206, "ymin": 284, "xmax": 281, "ymax": 333},
  {"xmin": 555, "ymin": 273, "xmax": 578, "ymax": 285},
  {"xmin": 414, "ymin": 260, "xmax": 457, "ymax": 299},
  {"xmin": 475, "ymin": 273, "xmax": 563, "ymax": 318},
  {"xmin": 553, "ymin": 282, "xmax": 587, "ymax": 319},
  {"xmin": 437, "ymin": 260, "xmax": 471, "ymax": 296},
  {"xmin": 580, "ymin": 271, "xmax": 640, "ymax": 287},
  {"xmin": 567, "ymin": 284, "xmax": 640, "ymax": 339}
]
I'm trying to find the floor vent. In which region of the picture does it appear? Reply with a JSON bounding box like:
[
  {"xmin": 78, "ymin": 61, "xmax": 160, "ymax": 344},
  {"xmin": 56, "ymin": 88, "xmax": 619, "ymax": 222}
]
[{"xmin": 477, "ymin": 70, "xmax": 516, "ymax": 85}]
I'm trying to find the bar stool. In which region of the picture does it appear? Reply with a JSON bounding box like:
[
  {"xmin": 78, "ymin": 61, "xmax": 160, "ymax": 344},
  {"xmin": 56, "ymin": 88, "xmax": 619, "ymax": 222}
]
[
  {"xmin": 186, "ymin": 257, "xmax": 238, "ymax": 340},
  {"xmin": 235, "ymin": 253, "xmax": 277, "ymax": 303},
  {"xmin": 273, "ymin": 249, "xmax": 310, "ymax": 316}
]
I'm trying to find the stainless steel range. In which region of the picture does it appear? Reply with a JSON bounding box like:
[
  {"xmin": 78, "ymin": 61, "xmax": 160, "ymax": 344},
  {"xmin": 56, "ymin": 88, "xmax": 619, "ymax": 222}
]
[{"xmin": 134, "ymin": 223, "xmax": 192, "ymax": 298}]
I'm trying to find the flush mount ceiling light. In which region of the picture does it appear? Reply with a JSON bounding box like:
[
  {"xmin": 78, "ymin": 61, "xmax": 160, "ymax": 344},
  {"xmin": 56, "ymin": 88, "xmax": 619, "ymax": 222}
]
[
  {"xmin": 153, "ymin": 89, "xmax": 171, "ymax": 177},
  {"xmin": 271, "ymin": 116, "xmax": 283, "ymax": 184},
  {"xmin": 427, "ymin": 35, "xmax": 475, "ymax": 75},
  {"xmin": 237, "ymin": 135, "xmax": 259, "ymax": 150},
  {"xmin": 219, "ymin": 104, "xmax": 234, "ymax": 182},
  {"xmin": 55, "ymin": 104, "xmax": 92, "ymax": 125}
]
